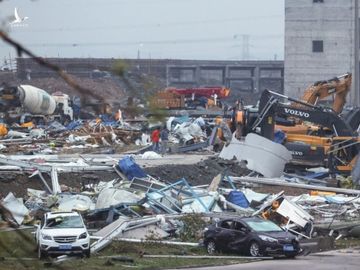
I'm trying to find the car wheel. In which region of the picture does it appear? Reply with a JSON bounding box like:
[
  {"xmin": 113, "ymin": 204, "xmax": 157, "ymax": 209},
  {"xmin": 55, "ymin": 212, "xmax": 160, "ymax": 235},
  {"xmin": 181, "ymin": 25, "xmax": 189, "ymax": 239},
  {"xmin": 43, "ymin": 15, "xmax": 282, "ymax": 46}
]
[
  {"xmin": 285, "ymin": 254, "xmax": 296, "ymax": 259},
  {"xmin": 249, "ymin": 241, "xmax": 262, "ymax": 257},
  {"xmin": 206, "ymin": 240, "xmax": 217, "ymax": 255},
  {"xmin": 37, "ymin": 245, "xmax": 46, "ymax": 260}
]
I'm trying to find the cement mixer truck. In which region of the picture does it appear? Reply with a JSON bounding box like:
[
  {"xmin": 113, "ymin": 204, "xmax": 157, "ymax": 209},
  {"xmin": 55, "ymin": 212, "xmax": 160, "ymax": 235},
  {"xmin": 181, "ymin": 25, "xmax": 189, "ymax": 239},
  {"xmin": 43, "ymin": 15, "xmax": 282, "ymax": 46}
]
[{"xmin": 0, "ymin": 84, "xmax": 73, "ymax": 125}]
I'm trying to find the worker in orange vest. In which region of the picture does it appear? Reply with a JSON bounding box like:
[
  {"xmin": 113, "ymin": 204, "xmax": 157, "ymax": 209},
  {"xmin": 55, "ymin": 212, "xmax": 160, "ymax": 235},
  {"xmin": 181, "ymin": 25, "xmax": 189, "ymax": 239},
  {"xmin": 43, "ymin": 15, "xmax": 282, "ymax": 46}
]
[
  {"xmin": 0, "ymin": 123, "xmax": 8, "ymax": 136},
  {"xmin": 235, "ymin": 110, "xmax": 244, "ymax": 139},
  {"xmin": 230, "ymin": 99, "xmax": 244, "ymax": 139}
]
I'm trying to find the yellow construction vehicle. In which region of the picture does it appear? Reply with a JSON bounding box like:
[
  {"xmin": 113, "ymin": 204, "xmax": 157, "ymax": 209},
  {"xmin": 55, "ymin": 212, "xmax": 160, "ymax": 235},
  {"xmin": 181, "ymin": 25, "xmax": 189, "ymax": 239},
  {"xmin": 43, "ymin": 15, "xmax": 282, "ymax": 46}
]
[
  {"xmin": 278, "ymin": 73, "xmax": 353, "ymax": 136},
  {"xmin": 252, "ymin": 89, "xmax": 359, "ymax": 174},
  {"xmin": 227, "ymin": 74, "xmax": 358, "ymax": 175},
  {"xmin": 299, "ymin": 73, "xmax": 352, "ymax": 114}
]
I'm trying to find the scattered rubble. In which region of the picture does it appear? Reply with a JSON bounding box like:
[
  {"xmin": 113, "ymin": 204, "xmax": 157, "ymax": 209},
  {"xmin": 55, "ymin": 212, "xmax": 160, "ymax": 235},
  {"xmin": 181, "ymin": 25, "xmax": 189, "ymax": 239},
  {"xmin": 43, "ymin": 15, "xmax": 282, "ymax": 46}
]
[
  {"xmin": 1, "ymin": 83, "xmax": 360, "ymax": 263},
  {"xmin": 1, "ymin": 152, "xmax": 360, "ymax": 260}
]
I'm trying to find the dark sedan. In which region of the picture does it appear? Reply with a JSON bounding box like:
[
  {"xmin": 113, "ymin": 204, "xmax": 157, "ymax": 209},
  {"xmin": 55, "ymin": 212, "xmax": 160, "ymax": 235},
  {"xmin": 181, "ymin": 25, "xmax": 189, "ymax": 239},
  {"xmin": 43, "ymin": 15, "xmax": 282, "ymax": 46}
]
[{"xmin": 203, "ymin": 216, "xmax": 300, "ymax": 257}]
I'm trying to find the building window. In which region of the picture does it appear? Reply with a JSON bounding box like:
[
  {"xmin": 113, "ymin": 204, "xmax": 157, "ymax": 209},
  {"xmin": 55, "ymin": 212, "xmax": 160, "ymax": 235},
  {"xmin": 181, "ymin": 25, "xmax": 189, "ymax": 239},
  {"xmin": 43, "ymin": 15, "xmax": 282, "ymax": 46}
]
[
  {"xmin": 312, "ymin": 40, "xmax": 323, "ymax": 52},
  {"xmin": 199, "ymin": 68, "xmax": 224, "ymax": 85},
  {"xmin": 229, "ymin": 79, "xmax": 253, "ymax": 92},
  {"xmin": 260, "ymin": 68, "xmax": 283, "ymax": 78},
  {"xmin": 313, "ymin": 0, "xmax": 324, "ymax": 3},
  {"xmin": 228, "ymin": 67, "xmax": 254, "ymax": 78}
]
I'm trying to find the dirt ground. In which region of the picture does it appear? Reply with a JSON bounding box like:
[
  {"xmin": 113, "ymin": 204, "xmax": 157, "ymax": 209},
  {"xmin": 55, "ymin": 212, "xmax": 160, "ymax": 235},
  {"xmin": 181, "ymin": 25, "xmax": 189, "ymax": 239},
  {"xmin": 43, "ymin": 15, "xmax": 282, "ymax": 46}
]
[
  {"xmin": 144, "ymin": 157, "xmax": 249, "ymax": 185},
  {"xmin": 0, "ymin": 171, "xmax": 117, "ymax": 198},
  {"xmin": 0, "ymin": 155, "xmax": 309, "ymax": 199},
  {"xmin": 0, "ymin": 156, "xmax": 244, "ymax": 198}
]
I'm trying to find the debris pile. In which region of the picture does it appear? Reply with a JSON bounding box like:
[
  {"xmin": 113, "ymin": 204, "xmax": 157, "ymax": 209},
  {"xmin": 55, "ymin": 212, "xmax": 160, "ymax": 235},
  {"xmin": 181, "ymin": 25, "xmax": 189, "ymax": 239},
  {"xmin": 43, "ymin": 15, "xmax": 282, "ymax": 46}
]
[
  {"xmin": 1, "ymin": 153, "xmax": 360, "ymax": 257},
  {"xmin": 1, "ymin": 78, "xmax": 360, "ymax": 262},
  {"xmin": 0, "ymin": 124, "xmax": 143, "ymax": 156},
  {"xmin": 0, "ymin": 114, "xmax": 224, "ymax": 155}
]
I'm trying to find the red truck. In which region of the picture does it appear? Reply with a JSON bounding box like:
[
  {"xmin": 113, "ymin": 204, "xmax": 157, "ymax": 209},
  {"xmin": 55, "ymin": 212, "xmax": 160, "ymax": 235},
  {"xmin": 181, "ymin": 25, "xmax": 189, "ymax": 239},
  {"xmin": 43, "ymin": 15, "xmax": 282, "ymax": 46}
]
[{"xmin": 151, "ymin": 86, "xmax": 230, "ymax": 109}]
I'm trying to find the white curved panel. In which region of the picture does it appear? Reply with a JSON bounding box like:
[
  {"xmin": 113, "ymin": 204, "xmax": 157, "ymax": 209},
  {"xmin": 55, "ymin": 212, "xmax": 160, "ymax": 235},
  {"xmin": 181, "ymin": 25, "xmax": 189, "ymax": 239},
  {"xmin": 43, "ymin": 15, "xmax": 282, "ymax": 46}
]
[{"xmin": 19, "ymin": 85, "xmax": 56, "ymax": 115}]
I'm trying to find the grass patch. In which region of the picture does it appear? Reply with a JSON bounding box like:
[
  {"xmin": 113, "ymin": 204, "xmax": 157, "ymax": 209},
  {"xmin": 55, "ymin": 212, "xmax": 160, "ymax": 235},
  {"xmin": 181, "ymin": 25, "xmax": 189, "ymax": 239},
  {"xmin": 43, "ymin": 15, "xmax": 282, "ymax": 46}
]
[
  {"xmin": 334, "ymin": 237, "xmax": 360, "ymax": 249},
  {"xmin": 0, "ymin": 229, "xmax": 36, "ymax": 258},
  {"xmin": 0, "ymin": 229, "xmax": 247, "ymax": 270}
]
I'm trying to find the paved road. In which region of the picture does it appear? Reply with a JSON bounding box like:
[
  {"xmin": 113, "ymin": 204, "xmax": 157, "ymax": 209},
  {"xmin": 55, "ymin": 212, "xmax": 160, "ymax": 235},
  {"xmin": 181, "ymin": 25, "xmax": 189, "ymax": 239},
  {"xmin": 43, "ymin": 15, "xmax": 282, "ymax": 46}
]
[{"xmin": 183, "ymin": 249, "xmax": 360, "ymax": 270}]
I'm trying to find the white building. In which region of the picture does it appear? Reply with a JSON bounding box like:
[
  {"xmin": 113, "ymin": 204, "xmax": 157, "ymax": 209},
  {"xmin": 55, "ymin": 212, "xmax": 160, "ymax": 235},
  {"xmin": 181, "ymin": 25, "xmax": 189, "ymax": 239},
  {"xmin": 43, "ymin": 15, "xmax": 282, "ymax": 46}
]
[{"xmin": 284, "ymin": 0, "xmax": 359, "ymax": 105}]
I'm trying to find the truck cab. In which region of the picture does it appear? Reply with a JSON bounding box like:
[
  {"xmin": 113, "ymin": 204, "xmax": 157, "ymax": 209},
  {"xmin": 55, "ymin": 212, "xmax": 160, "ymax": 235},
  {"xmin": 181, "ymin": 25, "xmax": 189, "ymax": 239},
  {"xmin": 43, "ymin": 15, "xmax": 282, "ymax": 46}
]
[{"xmin": 52, "ymin": 91, "xmax": 74, "ymax": 123}]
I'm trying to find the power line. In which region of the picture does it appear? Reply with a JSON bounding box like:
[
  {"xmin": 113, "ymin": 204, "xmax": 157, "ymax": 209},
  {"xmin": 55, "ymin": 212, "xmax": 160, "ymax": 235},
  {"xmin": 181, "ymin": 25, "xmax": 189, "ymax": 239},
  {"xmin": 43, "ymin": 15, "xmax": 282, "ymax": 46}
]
[
  {"xmin": 10, "ymin": 15, "xmax": 283, "ymax": 33},
  {"xmin": 0, "ymin": 35, "xmax": 283, "ymax": 48}
]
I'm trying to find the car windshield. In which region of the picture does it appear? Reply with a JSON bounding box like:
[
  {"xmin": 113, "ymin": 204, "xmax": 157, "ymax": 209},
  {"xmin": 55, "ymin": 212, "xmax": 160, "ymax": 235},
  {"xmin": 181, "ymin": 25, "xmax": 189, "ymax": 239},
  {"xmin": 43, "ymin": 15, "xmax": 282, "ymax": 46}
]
[
  {"xmin": 45, "ymin": 215, "xmax": 84, "ymax": 229},
  {"xmin": 245, "ymin": 219, "xmax": 283, "ymax": 232}
]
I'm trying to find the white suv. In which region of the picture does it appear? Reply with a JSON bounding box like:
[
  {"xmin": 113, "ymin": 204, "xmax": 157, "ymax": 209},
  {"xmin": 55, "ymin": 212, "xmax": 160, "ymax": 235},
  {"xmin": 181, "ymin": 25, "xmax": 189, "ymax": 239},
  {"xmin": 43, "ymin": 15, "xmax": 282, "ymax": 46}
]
[{"xmin": 35, "ymin": 212, "xmax": 90, "ymax": 259}]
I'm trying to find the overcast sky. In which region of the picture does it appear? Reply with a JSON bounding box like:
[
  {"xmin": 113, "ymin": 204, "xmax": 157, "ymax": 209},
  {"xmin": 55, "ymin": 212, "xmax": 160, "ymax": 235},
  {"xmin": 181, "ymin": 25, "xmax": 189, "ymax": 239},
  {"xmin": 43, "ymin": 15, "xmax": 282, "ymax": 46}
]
[{"xmin": 0, "ymin": 0, "xmax": 284, "ymax": 64}]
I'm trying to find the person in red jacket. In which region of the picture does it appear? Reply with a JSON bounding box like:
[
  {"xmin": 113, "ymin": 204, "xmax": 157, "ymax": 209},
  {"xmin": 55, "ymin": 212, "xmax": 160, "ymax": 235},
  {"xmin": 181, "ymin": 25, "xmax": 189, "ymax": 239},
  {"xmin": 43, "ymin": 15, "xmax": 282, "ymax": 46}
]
[{"xmin": 151, "ymin": 127, "xmax": 160, "ymax": 152}]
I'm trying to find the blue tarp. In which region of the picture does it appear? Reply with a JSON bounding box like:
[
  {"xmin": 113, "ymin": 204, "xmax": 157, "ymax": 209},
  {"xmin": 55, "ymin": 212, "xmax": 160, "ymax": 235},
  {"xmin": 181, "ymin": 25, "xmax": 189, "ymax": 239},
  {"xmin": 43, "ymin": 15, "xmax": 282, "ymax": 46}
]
[
  {"xmin": 100, "ymin": 114, "xmax": 118, "ymax": 126},
  {"xmin": 324, "ymin": 196, "xmax": 345, "ymax": 204},
  {"xmin": 66, "ymin": 120, "xmax": 83, "ymax": 130},
  {"xmin": 227, "ymin": 191, "xmax": 249, "ymax": 208},
  {"xmin": 118, "ymin": 156, "xmax": 147, "ymax": 180},
  {"xmin": 274, "ymin": 130, "xmax": 286, "ymax": 144},
  {"xmin": 305, "ymin": 171, "xmax": 329, "ymax": 179}
]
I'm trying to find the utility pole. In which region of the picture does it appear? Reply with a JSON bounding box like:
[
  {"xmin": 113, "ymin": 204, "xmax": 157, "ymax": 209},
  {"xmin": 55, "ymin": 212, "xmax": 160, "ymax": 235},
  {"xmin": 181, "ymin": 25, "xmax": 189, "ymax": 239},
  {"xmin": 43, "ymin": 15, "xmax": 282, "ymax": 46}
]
[
  {"xmin": 8, "ymin": 52, "xmax": 12, "ymax": 71},
  {"xmin": 355, "ymin": 0, "xmax": 359, "ymax": 106},
  {"xmin": 242, "ymin": 35, "xmax": 250, "ymax": 60}
]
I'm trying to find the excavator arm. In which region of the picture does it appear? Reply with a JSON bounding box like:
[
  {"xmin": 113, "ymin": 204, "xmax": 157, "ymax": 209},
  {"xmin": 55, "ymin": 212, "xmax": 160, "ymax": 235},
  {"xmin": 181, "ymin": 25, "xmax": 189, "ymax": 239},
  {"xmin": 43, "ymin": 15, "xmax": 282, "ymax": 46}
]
[{"xmin": 299, "ymin": 73, "xmax": 352, "ymax": 113}]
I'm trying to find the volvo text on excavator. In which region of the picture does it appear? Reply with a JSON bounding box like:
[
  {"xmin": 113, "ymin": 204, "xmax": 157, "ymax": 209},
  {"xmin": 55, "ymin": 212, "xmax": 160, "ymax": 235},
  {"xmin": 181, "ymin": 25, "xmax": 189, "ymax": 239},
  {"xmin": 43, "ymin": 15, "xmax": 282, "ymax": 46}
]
[{"xmin": 250, "ymin": 89, "xmax": 359, "ymax": 175}]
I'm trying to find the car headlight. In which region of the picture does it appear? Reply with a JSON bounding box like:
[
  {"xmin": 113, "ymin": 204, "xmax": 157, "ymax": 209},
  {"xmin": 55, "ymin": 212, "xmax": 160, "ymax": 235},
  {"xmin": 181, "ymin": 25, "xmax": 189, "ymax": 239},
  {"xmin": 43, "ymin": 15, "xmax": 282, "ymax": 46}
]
[
  {"xmin": 259, "ymin": 235, "xmax": 278, "ymax": 243},
  {"xmin": 79, "ymin": 232, "xmax": 88, "ymax": 239},
  {"xmin": 41, "ymin": 233, "xmax": 52, "ymax": 240}
]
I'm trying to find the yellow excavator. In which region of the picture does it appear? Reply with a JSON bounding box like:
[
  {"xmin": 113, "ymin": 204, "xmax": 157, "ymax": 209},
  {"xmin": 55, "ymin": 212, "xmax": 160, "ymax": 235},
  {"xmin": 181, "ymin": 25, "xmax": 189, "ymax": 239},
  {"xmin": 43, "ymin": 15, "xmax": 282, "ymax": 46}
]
[
  {"xmin": 276, "ymin": 73, "xmax": 358, "ymax": 174},
  {"xmin": 299, "ymin": 73, "xmax": 352, "ymax": 114},
  {"xmin": 251, "ymin": 89, "xmax": 360, "ymax": 174},
  {"xmin": 278, "ymin": 73, "xmax": 353, "ymax": 136},
  {"xmin": 232, "ymin": 73, "xmax": 358, "ymax": 174}
]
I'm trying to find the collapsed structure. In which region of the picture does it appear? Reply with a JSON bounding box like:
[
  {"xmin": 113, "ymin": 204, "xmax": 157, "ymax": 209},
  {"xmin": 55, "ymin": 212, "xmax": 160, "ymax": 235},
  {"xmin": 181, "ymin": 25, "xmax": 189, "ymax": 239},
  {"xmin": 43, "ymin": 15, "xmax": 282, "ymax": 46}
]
[{"xmin": 0, "ymin": 73, "xmax": 360, "ymax": 262}]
